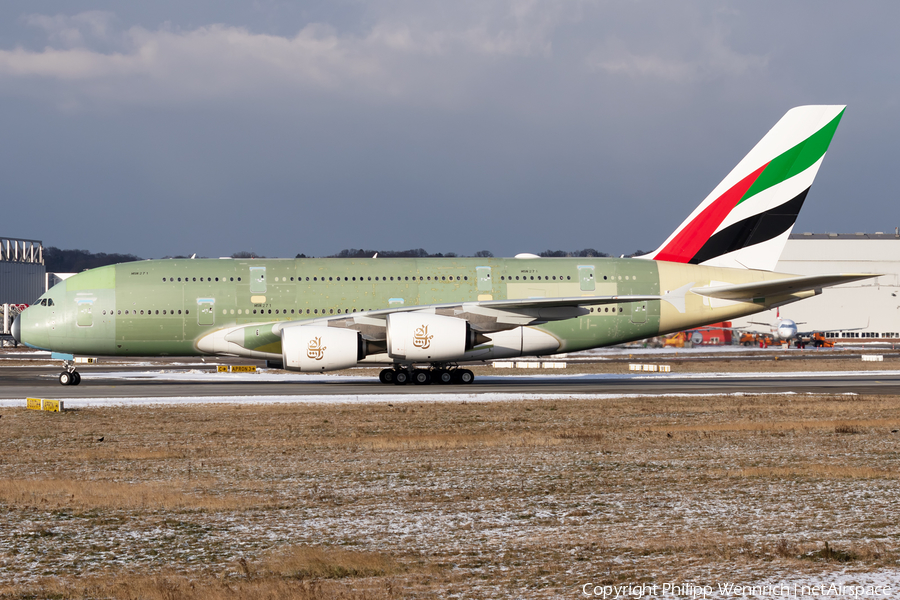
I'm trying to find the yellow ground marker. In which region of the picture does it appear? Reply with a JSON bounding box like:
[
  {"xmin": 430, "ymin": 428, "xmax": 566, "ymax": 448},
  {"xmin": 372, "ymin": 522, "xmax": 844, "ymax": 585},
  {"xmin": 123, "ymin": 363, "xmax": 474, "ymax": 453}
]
[{"xmin": 26, "ymin": 398, "xmax": 65, "ymax": 412}]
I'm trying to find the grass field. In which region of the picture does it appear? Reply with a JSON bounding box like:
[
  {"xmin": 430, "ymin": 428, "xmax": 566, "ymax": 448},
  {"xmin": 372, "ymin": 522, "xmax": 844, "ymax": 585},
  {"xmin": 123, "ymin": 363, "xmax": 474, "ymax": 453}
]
[{"xmin": 2, "ymin": 390, "xmax": 900, "ymax": 598}]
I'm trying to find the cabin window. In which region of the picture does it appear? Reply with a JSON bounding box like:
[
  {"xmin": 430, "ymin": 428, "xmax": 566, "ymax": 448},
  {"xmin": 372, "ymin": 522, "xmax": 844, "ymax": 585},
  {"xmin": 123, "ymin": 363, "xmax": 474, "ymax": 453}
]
[{"xmin": 329, "ymin": 309, "xmax": 334, "ymax": 314}]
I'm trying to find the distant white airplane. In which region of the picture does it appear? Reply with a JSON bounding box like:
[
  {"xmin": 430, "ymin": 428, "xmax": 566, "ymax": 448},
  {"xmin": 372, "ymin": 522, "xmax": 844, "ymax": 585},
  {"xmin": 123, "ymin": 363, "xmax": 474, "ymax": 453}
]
[{"xmin": 743, "ymin": 308, "xmax": 867, "ymax": 343}]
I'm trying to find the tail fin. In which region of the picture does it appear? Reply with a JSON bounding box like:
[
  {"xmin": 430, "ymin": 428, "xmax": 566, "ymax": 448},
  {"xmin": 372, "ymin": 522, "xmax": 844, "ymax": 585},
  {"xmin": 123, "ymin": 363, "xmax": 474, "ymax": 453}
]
[{"xmin": 644, "ymin": 105, "xmax": 845, "ymax": 270}]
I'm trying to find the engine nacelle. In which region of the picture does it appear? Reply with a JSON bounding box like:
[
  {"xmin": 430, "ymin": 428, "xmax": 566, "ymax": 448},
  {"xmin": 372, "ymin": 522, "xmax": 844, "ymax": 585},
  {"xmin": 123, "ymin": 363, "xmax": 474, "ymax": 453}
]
[
  {"xmin": 281, "ymin": 326, "xmax": 364, "ymax": 372},
  {"xmin": 386, "ymin": 313, "xmax": 472, "ymax": 361}
]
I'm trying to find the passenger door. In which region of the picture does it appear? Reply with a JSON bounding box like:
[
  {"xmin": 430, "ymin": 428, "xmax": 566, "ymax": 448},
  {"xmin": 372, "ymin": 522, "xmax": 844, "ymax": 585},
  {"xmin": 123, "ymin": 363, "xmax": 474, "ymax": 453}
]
[
  {"xmin": 197, "ymin": 298, "xmax": 215, "ymax": 326},
  {"xmin": 249, "ymin": 266, "xmax": 267, "ymax": 294},
  {"xmin": 578, "ymin": 266, "xmax": 595, "ymax": 292}
]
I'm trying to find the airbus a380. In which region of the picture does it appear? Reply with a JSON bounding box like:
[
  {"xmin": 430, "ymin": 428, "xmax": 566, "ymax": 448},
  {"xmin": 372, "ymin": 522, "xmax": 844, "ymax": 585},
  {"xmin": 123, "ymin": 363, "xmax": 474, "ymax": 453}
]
[{"xmin": 13, "ymin": 105, "xmax": 875, "ymax": 386}]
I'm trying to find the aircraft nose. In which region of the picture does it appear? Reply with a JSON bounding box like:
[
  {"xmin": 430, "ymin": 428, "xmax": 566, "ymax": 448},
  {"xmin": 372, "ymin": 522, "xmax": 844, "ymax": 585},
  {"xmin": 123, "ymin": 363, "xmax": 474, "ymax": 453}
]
[{"xmin": 11, "ymin": 314, "xmax": 21, "ymax": 344}]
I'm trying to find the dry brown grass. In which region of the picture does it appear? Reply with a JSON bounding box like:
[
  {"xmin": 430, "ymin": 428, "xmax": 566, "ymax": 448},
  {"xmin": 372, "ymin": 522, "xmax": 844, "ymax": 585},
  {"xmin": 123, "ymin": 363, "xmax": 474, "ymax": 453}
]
[
  {"xmin": 0, "ymin": 478, "xmax": 267, "ymax": 511},
  {"xmin": 2, "ymin": 391, "xmax": 900, "ymax": 598}
]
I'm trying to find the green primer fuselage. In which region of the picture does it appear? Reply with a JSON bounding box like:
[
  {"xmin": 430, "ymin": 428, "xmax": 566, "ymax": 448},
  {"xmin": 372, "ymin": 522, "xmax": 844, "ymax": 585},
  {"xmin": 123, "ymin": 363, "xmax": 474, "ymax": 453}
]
[
  {"xmin": 22, "ymin": 256, "xmax": 666, "ymax": 358},
  {"xmin": 21, "ymin": 255, "xmax": 791, "ymax": 362}
]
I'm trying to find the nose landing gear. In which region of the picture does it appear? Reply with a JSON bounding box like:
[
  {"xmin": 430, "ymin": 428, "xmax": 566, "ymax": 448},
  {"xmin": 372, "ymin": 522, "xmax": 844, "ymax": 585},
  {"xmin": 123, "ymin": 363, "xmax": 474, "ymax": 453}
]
[{"xmin": 58, "ymin": 361, "xmax": 81, "ymax": 386}]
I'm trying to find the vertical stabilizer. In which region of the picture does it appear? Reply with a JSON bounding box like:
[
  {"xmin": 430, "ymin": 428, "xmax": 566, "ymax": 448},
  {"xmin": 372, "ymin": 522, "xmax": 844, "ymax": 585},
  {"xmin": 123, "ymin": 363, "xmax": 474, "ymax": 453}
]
[{"xmin": 644, "ymin": 105, "xmax": 845, "ymax": 270}]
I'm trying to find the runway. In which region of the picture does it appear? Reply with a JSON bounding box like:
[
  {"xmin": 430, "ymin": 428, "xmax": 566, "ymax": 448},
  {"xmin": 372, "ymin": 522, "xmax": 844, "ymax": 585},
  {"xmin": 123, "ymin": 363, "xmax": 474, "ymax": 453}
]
[{"xmin": 3, "ymin": 363, "xmax": 900, "ymax": 400}]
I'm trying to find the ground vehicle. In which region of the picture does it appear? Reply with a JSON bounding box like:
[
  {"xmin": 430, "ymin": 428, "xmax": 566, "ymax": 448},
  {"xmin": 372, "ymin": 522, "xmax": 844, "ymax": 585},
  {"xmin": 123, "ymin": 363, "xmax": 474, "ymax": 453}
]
[{"xmin": 795, "ymin": 332, "xmax": 835, "ymax": 349}]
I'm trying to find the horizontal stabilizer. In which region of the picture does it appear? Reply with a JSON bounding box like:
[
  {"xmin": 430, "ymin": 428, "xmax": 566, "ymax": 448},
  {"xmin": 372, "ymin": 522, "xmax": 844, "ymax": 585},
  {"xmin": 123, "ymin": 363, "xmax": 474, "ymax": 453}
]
[{"xmin": 691, "ymin": 273, "xmax": 877, "ymax": 301}]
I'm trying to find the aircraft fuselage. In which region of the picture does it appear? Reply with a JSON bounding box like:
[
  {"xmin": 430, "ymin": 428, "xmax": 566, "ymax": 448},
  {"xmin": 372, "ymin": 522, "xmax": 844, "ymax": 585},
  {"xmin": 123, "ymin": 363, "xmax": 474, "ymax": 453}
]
[{"xmin": 18, "ymin": 255, "xmax": 801, "ymax": 363}]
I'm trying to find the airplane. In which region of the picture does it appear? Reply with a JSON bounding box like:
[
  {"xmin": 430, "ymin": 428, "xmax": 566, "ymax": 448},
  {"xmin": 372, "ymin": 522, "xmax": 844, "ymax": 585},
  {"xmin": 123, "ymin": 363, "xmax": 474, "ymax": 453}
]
[
  {"xmin": 12, "ymin": 105, "xmax": 877, "ymax": 386},
  {"xmin": 740, "ymin": 308, "xmax": 868, "ymax": 346}
]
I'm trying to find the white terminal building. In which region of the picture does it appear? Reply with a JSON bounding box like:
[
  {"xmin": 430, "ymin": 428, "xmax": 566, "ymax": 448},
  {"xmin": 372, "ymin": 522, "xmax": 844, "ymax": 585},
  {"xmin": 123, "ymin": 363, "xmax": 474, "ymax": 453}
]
[{"xmin": 731, "ymin": 232, "xmax": 900, "ymax": 340}]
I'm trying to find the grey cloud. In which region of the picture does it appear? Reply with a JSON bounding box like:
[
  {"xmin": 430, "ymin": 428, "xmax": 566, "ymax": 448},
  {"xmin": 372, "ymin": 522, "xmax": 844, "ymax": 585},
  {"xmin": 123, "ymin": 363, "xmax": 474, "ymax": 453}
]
[{"xmin": 1, "ymin": 1, "xmax": 899, "ymax": 259}]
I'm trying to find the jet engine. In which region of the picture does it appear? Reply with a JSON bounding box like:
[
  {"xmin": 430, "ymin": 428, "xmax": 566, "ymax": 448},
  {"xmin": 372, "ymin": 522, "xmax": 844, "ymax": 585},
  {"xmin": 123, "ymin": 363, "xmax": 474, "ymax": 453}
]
[
  {"xmin": 777, "ymin": 319, "xmax": 799, "ymax": 340},
  {"xmin": 282, "ymin": 326, "xmax": 365, "ymax": 372},
  {"xmin": 386, "ymin": 313, "xmax": 474, "ymax": 361}
]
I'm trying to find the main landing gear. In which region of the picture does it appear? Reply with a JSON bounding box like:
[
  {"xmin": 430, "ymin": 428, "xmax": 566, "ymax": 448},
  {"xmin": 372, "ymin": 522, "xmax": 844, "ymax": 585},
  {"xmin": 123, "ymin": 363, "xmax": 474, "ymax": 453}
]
[
  {"xmin": 59, "ymin": 361, "xmax": 81, "ymax": 386},
  {"xmin": 378, "ymin": 366, "xmax": 474, "ymax": 385}
]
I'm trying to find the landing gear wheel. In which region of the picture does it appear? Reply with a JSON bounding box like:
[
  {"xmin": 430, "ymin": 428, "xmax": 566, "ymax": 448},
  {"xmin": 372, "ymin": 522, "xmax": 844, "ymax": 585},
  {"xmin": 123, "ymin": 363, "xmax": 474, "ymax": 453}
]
[
  {"xmin": 59, "ymin": 372, "xmax": 72, "ymax": 386},
  {"xmin": 393, "ymin": 370, "xmax": 410, "ymax": 385},
  {"xmin": 457, "ymin": 369, "xmax": 474, "ymax": 385},
  {"xmin": 434, "ymin": 369, "xmax": 453, "ymax": 385},
  {"xmin": 379, "ymin": 369, "xmax": 395, "ymax": 384},
  {"xmin": 451, "ymin": 369, "xmax": 475, "ymax": 384},
  {"xmin": 412, "ymin": 369, "xmax": 431, "ymax": 385},
  {"xmin": 71, "ymin": 371, "xmax": 81, "ymax": 386}
]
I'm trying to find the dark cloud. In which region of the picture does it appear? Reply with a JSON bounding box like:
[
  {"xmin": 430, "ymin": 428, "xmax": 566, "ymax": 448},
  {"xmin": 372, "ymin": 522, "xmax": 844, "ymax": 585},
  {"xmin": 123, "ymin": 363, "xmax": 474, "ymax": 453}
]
[{"xmin": 1, "ymin": 1, "xmax": 899, "ymax": 258}]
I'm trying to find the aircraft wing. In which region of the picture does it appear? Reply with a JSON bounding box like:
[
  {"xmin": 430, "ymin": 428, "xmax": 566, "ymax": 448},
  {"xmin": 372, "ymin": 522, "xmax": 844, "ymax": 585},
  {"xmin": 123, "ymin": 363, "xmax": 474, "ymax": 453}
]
[{"xmin": 690, "ymin": 273, "xmax": 878, "ymax": 302}]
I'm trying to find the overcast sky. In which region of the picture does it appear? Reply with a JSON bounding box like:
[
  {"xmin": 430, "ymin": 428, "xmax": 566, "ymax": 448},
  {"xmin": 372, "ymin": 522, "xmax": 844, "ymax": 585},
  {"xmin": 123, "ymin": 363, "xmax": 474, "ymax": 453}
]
[{"xmin": 2, "ymin": 1, "xmax": 898, "ymax": 259}]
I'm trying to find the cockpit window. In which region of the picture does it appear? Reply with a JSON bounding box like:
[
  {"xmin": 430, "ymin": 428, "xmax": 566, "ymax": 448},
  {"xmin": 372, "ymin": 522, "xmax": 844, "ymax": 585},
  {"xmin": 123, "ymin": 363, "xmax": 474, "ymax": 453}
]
[{"xmin": 38, "ymin": 298, "xmax": 54, "ymax": 306}]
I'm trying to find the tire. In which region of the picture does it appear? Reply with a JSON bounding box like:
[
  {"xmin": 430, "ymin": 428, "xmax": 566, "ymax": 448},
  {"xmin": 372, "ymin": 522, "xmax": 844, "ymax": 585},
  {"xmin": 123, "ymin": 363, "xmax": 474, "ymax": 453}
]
[
  {"xmin": 379, "ymin": 369, "xmax": 395, "ymax": 384},
  {"xmin": 72, "ymin": 371, "xmax": 82, "ymax": 386},
  {"xmin": 412, "ymin": 369, "xmax": 431, "ymax": 385},
  {"xmin": 59, "ymin": 372, "xmax": 72, "ymax": 386},
  {"xmin": 458, "ymin": 369, "xmax": 474, "ymax": 384},
  {"xmin": 393, "ymin": 370, "xmax": 410, "ymax": 385},
  {"xmin": 434, "ymin": 369, "xmax": 453, "ymax": 385}
]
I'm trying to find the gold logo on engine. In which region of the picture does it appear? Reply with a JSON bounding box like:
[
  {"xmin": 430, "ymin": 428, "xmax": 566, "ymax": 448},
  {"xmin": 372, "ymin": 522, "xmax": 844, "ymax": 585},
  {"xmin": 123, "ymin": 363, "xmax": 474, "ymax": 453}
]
[
  {"xmin": 307, "ymin": 336, "xmax": 326, "ymax": 360},
  {"xmin": 413, "ymin": 324, "xmax": 433, "ymax": 350}
]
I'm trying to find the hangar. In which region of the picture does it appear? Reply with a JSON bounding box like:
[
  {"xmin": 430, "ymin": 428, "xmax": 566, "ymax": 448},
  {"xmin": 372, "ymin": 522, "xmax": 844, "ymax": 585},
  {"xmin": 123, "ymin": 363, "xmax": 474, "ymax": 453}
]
[
  {"xmin": 731, "ymin": 232, "xmax": 900, "ymax": 340},
  {"xmin": 1, "ymin": 237, "xmax": 45, "ymax": 339}
]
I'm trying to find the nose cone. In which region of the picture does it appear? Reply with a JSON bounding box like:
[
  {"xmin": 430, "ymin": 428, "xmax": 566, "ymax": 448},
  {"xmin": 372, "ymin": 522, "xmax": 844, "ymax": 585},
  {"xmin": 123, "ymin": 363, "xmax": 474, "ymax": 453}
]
[{"xmin": 11, "ymin": 314, "xmax": 21, "ymax": 343}]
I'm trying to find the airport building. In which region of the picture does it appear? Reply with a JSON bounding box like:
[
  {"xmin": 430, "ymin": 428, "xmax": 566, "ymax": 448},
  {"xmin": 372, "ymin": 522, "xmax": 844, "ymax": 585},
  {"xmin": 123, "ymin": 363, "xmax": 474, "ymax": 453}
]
[
  {"xmin": 731, "ymin": 232, "xmax": 900, "ymax": 340},
  {"xmin": 1, "ymin": 237, "xmax": 46, "ymax": 338}
]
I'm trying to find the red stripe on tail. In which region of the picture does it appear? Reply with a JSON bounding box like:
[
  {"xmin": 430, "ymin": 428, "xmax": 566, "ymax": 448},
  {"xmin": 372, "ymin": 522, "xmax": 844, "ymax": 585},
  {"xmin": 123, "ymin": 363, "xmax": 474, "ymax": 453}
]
[{"xmin": 653, "ymin": 163, "xmax": 768, "ymax": 263}]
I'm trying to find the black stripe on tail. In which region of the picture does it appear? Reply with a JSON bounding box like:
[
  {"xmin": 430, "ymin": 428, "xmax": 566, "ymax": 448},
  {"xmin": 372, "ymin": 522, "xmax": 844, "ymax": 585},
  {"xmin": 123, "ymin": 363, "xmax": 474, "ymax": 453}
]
[{"xmin": 688, "ymin": 189, "xmax": 809, "ymax": 265}]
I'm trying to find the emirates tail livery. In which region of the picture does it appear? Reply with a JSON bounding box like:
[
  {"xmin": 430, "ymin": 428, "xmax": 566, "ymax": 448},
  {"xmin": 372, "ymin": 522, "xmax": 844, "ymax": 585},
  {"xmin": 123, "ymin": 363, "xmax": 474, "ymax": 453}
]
[{"xmin": 14, "ymin": 105, "xmax": 875, "ymax": 386}]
